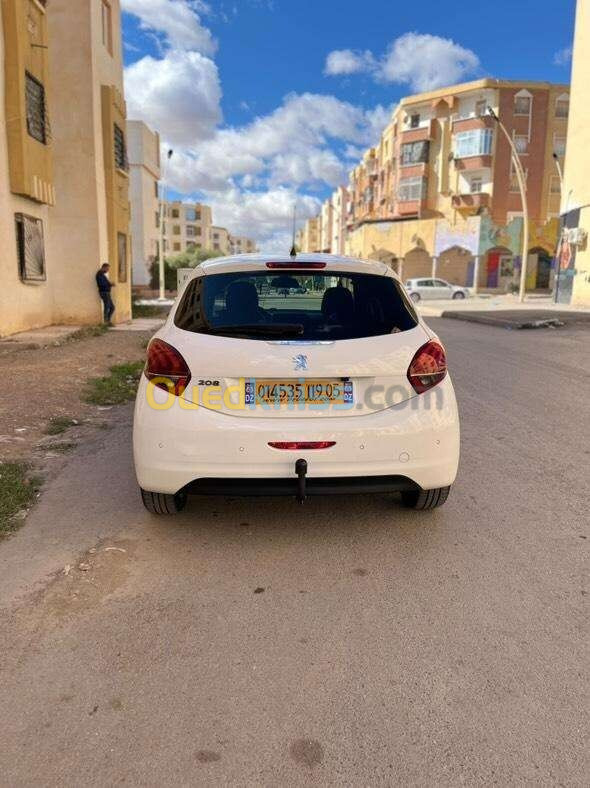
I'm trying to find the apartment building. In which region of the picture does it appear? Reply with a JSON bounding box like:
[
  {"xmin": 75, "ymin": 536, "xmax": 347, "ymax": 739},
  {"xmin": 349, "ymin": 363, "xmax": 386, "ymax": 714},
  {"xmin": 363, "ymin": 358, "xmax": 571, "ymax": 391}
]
[
  {"xmin": 128, "ymin": 120, "xmax": 160, "ymax": 286},
  {"xmin": 162, "ymin": 200, "xmax": 212, "ymax": 254},
  {"xmin": 297, "ymin": 215, "xmax": 320, "ymax": 253},
  {"xmin": 301, "ymin": 78, "xmax": 568, "ymax": 291},
  {"xmin": 211, "ymin": 225, "xmax": 230, "ymax": 254},
  {"xmin": 229, "ymin": 236, "xmax": 257, "ymax": 255},
  {"xmin": 330, "ymin": 186, "xmax": 348, "ymax": 255},
  {"xmin": 557, "ymin": 0, "xmax": 590, "ymax": 307},
  {"xmin": 0, "ymin": 0, "xmax": 131, "ymax": 337}
]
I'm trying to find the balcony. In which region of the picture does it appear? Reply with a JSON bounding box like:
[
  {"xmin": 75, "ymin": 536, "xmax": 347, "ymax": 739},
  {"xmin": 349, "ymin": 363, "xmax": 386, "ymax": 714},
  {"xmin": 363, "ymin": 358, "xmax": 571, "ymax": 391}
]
[
  {"xmin": 451, "ymin": 192, "xmax": 490, "ymax": 212},
  {"xmin": 452, "ymin": 114, "xmax": 495, "ymax": 133},
  {"xmin": 401, "ymin": 118, "xmax": 436, "ymax": 143},
  {"xmin": 396, "ymin": 198, "xmax": 426, "ymax": 216},
  {"xmin": 454, "ymin": 155, "xmax": 493, "ymax": 171}
]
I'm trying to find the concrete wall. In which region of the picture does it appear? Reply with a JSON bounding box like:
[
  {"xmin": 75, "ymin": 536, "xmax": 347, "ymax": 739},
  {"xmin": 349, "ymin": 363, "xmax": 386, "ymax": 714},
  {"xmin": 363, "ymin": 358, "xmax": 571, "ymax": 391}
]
[
  {"xmin": 560, "ymin": 0, "xmax": 590, "ymax": 307},
  {"xmin": 128, "ymin": 120, "xmax": 160, "ymax": 285}
]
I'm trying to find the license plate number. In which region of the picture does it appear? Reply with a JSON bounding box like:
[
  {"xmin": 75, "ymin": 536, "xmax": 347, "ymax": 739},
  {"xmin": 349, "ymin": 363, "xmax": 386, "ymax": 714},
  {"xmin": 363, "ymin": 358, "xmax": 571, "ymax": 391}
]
[{"xmin": 245, "ymin": 379, "xmax": 353, "ymax": 405}]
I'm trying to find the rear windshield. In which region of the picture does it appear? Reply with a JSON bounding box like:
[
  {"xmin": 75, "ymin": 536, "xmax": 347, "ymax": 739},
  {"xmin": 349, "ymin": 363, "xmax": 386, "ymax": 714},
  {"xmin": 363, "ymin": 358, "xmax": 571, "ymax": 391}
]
[{"xmin": 174, "ymin": 270, "xmax": 417, "ymax": 341}]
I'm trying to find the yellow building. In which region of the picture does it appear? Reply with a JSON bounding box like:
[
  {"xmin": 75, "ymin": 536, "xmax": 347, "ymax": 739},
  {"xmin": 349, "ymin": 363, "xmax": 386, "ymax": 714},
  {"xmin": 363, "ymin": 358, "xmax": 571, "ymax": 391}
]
[
  {"xmin": 162, "ymin": 200, "xmax": 213, "ymax": 254},
  {"xmin": 557, "ymin": 0, "xmax": 590, "ymax": 307},
  {"xmin": 0, "ymin": 0, "xmax": 132, "ymax": 337}
]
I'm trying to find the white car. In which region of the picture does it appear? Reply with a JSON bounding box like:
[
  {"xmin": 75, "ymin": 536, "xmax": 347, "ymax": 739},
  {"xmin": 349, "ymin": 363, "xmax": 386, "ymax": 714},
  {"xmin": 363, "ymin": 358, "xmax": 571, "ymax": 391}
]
[
  {"xmin": 405, "ymin": 278, "xmax": 469, "ymax": 303},
  {"xmin": 133, "ymin": 254, "xmax": 460, "ymax": 515}
]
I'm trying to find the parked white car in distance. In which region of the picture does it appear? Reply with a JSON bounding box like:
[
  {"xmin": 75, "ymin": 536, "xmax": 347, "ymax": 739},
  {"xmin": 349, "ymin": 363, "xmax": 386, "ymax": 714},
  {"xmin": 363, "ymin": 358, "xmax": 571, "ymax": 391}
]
[{"xmin": 405, "ymin": 278, "xmax": 469, "ymax": 303}]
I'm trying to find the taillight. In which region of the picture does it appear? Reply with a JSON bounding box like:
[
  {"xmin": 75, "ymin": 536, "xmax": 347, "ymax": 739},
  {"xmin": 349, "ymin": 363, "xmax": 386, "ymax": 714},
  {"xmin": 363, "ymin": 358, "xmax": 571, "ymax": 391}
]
[
  {"xmin": 268, "ymin": 441, "xmax": 336, "ymax": 450},
  {"xmin": 145, "ymin": 339, "xmax": 191, "ymax": 396},
  {"xmin": 266, "ymin": 261, "xmax": 327, "ymax": 269},
  {"xmin": 407, "ymin": 340, "xmax": 447, "ymax": 394}
]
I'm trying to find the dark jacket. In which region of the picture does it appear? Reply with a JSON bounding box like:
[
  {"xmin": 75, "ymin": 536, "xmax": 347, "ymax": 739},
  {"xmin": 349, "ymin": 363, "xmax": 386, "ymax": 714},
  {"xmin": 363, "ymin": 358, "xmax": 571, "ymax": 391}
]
[{"xmin": 96, "ymin": 270, "xmax": 112, "ymax": 293}]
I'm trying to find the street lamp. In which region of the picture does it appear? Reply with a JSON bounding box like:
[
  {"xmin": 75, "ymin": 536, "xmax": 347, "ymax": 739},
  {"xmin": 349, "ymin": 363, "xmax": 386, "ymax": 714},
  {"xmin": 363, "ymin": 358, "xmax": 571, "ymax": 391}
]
[
  {"xmin": 487, "ymin": 107, "xmax": 529, "ymax": 303},
  {"xmin": 157, "ymin": 148, "xmax": 174, "ymax": 302}
]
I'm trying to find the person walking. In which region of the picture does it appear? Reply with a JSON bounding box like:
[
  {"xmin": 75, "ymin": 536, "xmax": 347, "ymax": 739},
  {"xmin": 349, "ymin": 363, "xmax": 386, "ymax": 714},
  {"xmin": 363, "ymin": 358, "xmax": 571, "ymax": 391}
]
[{"xmin": 96, "ymin": 263, "xmax": 116, "ymax": 325}]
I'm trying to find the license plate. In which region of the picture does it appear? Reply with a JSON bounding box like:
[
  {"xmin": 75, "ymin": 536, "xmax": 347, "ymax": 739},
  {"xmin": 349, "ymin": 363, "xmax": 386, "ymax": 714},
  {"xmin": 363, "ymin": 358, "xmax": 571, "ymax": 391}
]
[{"xmin": 245, "ymin": 379, "xmax": 353, "ymax": 405}]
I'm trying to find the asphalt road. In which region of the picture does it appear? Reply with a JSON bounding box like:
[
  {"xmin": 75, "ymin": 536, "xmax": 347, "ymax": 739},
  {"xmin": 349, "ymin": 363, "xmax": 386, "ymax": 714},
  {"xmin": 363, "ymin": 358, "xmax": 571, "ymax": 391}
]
[{"xmin": 1, "ymin": 318, "xmax": 588, "ymax": 786}]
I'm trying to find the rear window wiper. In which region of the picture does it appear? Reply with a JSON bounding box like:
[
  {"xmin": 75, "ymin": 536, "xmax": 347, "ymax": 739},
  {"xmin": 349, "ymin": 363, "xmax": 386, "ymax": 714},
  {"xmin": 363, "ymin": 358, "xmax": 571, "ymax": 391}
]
[{"xmin": 203, "ymin": 323, "xmax": 305, "ymax": 337}]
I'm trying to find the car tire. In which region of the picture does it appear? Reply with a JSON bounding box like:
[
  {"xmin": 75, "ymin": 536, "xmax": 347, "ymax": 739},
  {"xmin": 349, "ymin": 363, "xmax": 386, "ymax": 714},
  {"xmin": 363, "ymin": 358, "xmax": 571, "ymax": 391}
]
[
  {"xmin": 410, "ymin": 292, "xmax": 421, "ymax": 303},
  {"xmin": 140, "ymin": 488, "xmax": 187, "ymax": 515},
  {"xmin": 401, "ymin": 486, "xmax": 451, "ymax": 510},
  {"xmin": 452, "ymin": 291, "xmax": 466, "ymax": 300}
]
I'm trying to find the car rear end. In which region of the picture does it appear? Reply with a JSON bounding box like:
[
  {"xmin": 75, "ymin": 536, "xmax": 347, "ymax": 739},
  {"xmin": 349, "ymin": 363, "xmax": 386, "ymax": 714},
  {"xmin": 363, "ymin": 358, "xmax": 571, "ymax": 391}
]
[{"xmin": 133, "ymin": 254, "xmax": 460, "ymax": 510}]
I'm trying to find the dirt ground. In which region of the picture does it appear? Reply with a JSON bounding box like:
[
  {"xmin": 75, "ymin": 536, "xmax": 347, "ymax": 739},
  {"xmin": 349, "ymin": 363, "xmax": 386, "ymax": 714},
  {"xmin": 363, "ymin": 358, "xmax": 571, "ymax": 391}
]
[{"xmin": 0, "ymin": 328, "xmax": 153, "ymax": 467}]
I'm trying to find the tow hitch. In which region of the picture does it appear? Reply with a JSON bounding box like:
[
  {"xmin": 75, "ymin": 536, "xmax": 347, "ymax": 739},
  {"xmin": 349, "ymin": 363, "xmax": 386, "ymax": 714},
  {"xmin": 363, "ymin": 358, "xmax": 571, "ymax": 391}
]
[{"xmin": 295, "ymin": 458, "xmax": 307, "ymax": 503}]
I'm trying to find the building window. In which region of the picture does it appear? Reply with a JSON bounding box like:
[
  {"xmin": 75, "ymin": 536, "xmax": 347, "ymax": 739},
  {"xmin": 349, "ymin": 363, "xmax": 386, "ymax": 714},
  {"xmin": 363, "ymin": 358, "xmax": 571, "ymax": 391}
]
[
  {"xmin": 25, "ymin": 73, "xmax": 48, "ymax": 145},
  {"xmin": 173, "ymin": 225, "xmax": 181, "ymax": 235},
  {"xmin": 398, "ymin": 176, "xmax": 427, "ymax": 202},
  {"xmin": 475, "ymin": 99, "xmax": 487, "ymax": 117},
  {"xmin": 187, "ymin": 242, "xmax": 196, "ymax": 250},
  {"xmin": 550, "ymin": 176, "xmax": 561, "ymax": 194},
  {"xmin": 173, "ymin": 242, "xmax": 181, "ymax": 251},
  {"xmin": 553, "ymin": 135, "xmax": 566, "ymax": 157},
  {"xmin": 409, "ymin": 114, "xmax": 420, "ymax": 128},
  {"xmin": 185, "ymin": 208, "xmax": 197, "ymax": 221},
  {"xmin": 15, "ymin": 214, "xmax": 46, "ymax": 282},
  {"xmin": 213, "ymin": 243, "xmax": 220, "ymax": 250},
  {"xmin": 171, "ymin": 208, "xmax": 179, "ymax": 218},
  {"xmin": 514, "ymin": 135, "xmax": 529, "ymax": 154},
  {"xmin": 454, "ymin": 128, "xmax": 493, "ymax": 158},
  {"xmin": 514, "ymin": 95, "xmax": 532, "ymax": 116},
  {"xmin": 470, "ymin": 177, "xmax": 483, "ymax": 193},
  {"xmin": 555, "ymin": 97, "xmax": 569, "ymax": 119},
  {"xmin": 154, "ymin": 181, "xmax": 159, "ymax": 198},
  {"xmin": 509, "ymin": 165, "xmax": 528, "ymax": 193},
  {"xmin": 155, "ymin": 211, "xmax": 160, "ymax": 228},
  {"xmin": 113, "ymin": 124, "xmax": 128, "ymax": 171},
  {"xmin": 117, "ymin": 232, "xmax": 127, "ymax": 282},
  {"xmin": 401, "ymin": 140, "xmax": 430, "ymax": 166},
  {"xmin": 101, "ymin": 1, "xmax": 113, "ymax": 54}
]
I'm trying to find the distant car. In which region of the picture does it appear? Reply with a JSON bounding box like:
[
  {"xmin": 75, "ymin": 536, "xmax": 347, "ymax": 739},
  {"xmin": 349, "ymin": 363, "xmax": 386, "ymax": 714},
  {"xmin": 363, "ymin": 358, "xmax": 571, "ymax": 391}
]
[
  {"xmin": 133, "ymin": 254, "xmax": 460, "ymax": 515},
  {"xmin": 405, "ymin": 278, "xmax": 469, "ymax": 303}
]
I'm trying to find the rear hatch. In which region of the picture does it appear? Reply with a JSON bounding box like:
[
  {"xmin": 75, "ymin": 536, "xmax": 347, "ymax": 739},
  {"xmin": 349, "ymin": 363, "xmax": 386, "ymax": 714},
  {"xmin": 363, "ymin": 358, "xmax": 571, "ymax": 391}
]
[{"xmin": 166, "ymin": 264, "xmax": 428, "ymax": 419}]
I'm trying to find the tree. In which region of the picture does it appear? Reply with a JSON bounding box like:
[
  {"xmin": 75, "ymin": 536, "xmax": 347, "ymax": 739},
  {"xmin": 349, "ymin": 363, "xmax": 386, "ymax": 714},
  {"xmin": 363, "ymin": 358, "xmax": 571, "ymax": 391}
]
[{"xmin": 149, "ymin": 248, "xmax": 224, "ymax": 290}]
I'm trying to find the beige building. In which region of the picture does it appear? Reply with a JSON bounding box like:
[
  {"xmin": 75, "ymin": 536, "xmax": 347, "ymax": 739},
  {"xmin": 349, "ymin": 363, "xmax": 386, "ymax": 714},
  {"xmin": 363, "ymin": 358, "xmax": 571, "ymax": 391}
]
[
  {"xmin": 162, "ymin": 200, "xmax": 212, "ymax": 255},
  {"xmin": 229, "ymin": 235, "xmax": 257, "ymax": 254},
  {"xmin": 128, "ymin": 120, "xmax": 160, "ymax": 286},
  {"xmin": 557, "ymin": 0, "xmax": 590, "ymax": 307},
  {"xmin": 211, "ymin": 225, "xmax": 230, "ymax": 254},
  {"xmin": 0, "ymin": 0, "xmax": 131, "ymax": 337}
]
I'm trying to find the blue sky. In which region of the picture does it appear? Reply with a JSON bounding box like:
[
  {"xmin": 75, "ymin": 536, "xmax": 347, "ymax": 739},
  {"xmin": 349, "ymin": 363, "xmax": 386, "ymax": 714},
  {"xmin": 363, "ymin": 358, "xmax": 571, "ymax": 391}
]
[{"xmin": 121, "ymin": 0, "xmax": 575, "ymax": 249}]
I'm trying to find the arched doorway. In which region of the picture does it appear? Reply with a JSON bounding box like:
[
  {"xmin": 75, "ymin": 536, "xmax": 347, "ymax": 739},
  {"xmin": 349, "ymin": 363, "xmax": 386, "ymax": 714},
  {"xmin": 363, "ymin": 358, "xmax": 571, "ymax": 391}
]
[
  {"xmin": 437, "ymin": 246, "xmax": 474, "ymax": 286},
  {"xmin": 528, "ymin": 247, "xmax": 552, "ymax": 291},
  {"xmin": 403, "ymin": 247, "xmax": 432, "ymax": 280}
]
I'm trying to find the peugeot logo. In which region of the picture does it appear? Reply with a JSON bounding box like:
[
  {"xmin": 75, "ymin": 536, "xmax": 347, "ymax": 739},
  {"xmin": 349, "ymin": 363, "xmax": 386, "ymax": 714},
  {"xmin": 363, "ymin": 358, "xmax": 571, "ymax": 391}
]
[{"xmin": 293, "ymin": 354, "xmax": 308, "ymax": 371}]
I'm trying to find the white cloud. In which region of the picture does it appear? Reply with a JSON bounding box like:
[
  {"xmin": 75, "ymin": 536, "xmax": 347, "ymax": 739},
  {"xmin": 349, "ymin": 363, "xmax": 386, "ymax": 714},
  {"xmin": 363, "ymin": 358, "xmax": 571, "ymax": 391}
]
[
  {"xmin": 324, "ymin": 32, "xmax": 480, "ymax": 93},
  {"xmin": 125, "ymin": 51, "xmax": 222, "ymax": 146},
  {"xmin": 121, "ymin": 0, "xmax": 217, "ymax": 55},
  {"xmin": 380, "ymin": 33, "xmax": 480, "ymax": 91},
  {"xmin": 206, "ymin": 189, "xmax": 320, "ymax": 252},
  {"xmin": 324, "ymin": 49, "xmax": 375, "ymax": 76},
  {"xmin": 553, "ymin": 46, "xmax": 573, "ymax": 66}
]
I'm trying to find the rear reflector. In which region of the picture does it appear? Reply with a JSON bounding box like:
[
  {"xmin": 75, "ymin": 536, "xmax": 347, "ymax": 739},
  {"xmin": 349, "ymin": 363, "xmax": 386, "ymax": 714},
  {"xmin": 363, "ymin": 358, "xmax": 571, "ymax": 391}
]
[
  {"xmin": 407, "ymin": 340, "xmax": 447, "ymax": 394},
  {"xmin": 266, "ymin": 261, "xmax": 326, "ymax": 269},
  {"xmin": 268, "ymin": 441, "xmax": 336, "ymax": 450},
  {"xmin": 145, "ymin": 338, "xmax": 191, "ymax": 396}
]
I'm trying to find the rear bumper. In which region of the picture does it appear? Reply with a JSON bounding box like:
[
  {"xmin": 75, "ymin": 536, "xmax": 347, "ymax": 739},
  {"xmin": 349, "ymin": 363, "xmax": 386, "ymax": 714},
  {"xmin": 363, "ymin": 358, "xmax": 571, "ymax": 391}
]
[
  {"xmin": 185, "ymin": 475, "xmax": 420, "ymax": 497},
  {"xmin": 133, "ymin": 376, "xmax": 460, "ymax": 495}
]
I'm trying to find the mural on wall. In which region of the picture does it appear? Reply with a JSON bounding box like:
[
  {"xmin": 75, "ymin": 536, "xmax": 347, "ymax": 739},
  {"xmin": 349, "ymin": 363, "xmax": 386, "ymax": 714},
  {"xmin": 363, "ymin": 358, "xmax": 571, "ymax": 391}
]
[
  {"xmin": 434, "ymin": 216, "xmax": 480, "ymax": 257},
  {"xmin": 478, "ymin": 215, "xmax": 522, "ymax": 256}
]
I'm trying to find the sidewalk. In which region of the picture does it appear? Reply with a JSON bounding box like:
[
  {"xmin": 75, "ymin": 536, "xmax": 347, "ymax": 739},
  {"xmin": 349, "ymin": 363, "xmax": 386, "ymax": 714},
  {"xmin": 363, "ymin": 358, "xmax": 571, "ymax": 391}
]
[{"xmin": 418, "ymin": 295, "xmax": 590, "ymax": 328}]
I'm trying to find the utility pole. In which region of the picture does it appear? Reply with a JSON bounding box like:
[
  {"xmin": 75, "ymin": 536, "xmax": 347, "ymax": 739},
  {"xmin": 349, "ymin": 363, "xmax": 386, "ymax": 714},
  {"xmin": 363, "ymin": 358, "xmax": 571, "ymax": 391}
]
[
  {"xmin": 158, "ymin": 149, "xmax": 173, "ymax": 302},
  {"xmin": 487, "ymin": 107, "xmax": 529, "ymax": 303}
]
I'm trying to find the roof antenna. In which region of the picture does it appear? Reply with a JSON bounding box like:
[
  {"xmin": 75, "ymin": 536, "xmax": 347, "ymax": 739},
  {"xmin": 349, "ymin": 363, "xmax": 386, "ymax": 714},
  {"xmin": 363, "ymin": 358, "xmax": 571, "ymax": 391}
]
[{"xmin": 289, "ymin": 200, "xmax": 297, "ymax": 258}]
